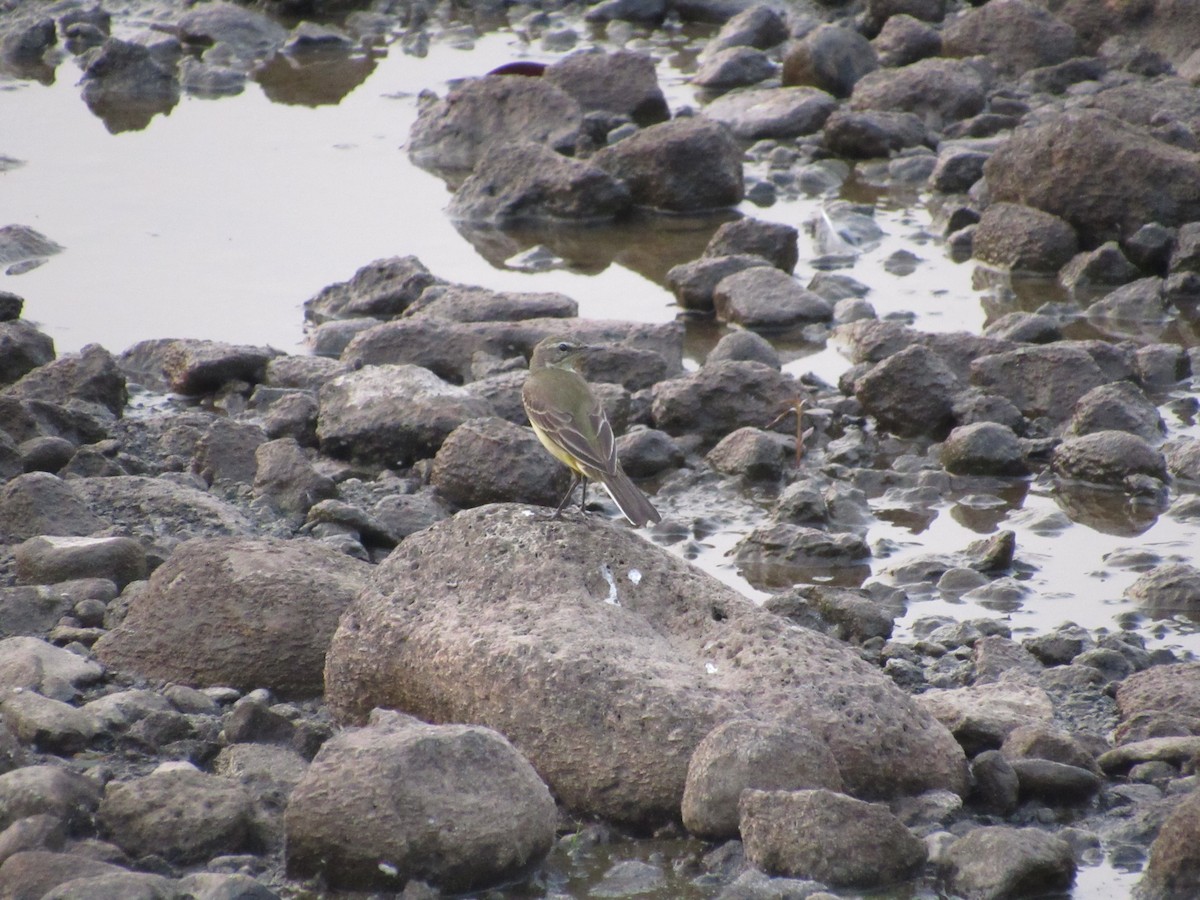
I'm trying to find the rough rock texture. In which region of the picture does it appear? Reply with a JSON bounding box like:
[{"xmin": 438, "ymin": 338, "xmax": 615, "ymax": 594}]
[
  {"xmin": 1117, "ymin": 663, "xmax": 1200, "ymax": 722},
  {"xmin": 739, "ymin": 788, "xmax": 927, "ymax": 888},
  {"xmin": 849, "ymin": 56, "xmax": 986, "ymax": 127},
  {"xmin": 781, "ymin": 25, "xmax": 878, "ymax": 98},
  {"xmin": 1137, "ymin": 789, "xmax": 1200, "ymax": 900},
  {"xmin": 591, "ymin": 116, "xmax": 744, "ymax": 213},
  {"xmin": 984, "ymin": 110, "xmax": 1200, "ymax": 245},
  {"xmin": 286, "ymin": 713, "xmax": 554, "ymax": 892},
  {"xmin": 97, "ymin": 766, "xmax": 257, "ymax": 865},
  {"xmin": 408, "ymin": 75, "xmax": 582, "ymax": 172},
  {"xmin": 303, "ymin": 256, "xmax": 437, "ymax": 324},
  {"xmin": 447, "ymin": 141, "xmax": 631, "ymax": 223},
  {"xmin": 941, "ymin": 0, "xmax": 1077, "ymax": 76},
  {"xmin": 703, "ymin": 87, "xmax": 837, "ymax": 140},
  {"xmin": 682, "ymin": 719, "xmax": 843, "ymax": 839},
  {"xmin": 94, "ymin": 537, "xmax": 371, "ymax": 697},
  {"xmin": 972, "ymin": 202, "xmax": 1079, "ymax": 273},
  {"xmin": 324, "ymin": 506, "xmax": 967, "ymax": 826},
  {"xmin": 651, "ymin": 360, "xmax": 798, "ymax": 444},
  {"xmin": 854, "ymin": 344, "xmax": 962, "ymax": 438},
  {"xmin": 942, "ymin": 826, "xmax": 1076, "ymax": 900},
  {"xmin": 969, "ymin": 344, "xmax": 1107, "ymax": 423},
  {"xmin": 316, "ymin": 364, "xmax": 494, "ymax": 465},
  {"xmin": 1051, "ymin": 431, "xmax": 1168, "ymax": 487},
  {"xmin": 1126, "ymin": 565, "xmax": 1200, "ymax": 618},
  {"xmin": 543, "ymin": 48, "xmax": 668, "ymax": 126},
  {"xmin": 430, "ymin": 417, "xmax": 571, "ymax": 509}
]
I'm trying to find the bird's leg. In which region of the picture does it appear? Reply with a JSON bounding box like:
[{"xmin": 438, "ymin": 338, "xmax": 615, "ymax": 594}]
[{"xmin": 553, "ymin": 473, "xmax": 581, "ymax": 518}]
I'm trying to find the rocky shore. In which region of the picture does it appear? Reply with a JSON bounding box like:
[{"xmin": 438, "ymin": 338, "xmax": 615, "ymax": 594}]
[{"xmin": 3, "ymin": 0, "xmax": 1200, "ymax": 898}]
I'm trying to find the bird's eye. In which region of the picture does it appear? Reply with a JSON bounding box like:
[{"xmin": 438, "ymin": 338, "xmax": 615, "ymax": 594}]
[{"xmin": 557, "ymin": 342, "xmax": 571, "ymax": 351}]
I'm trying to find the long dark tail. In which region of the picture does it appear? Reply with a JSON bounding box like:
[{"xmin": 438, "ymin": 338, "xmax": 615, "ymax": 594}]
[{"xmin": 599, "ymin": 470, "xmax": 661, "ymax": 528}]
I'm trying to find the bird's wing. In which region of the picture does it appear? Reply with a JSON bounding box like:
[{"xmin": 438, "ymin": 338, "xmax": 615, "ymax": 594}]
[{"xmin": 523, "ymin": 372, "xmax": 618, "ymax": 476}]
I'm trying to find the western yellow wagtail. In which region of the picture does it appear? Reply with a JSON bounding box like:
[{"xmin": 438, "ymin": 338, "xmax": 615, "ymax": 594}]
[{"xmin": 522, "ymin": 336, "xmax": 661, "ymax": 527}]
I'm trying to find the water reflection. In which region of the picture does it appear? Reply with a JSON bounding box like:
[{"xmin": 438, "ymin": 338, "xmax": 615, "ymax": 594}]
[
  {"xmin": 255, "ymin": 49, "xmax": 379, "ymax": 107},
  {"xmin": 1053, "ymin": 480, "xmax": 1167, "ymax": 537},
  {"xmin": 453, "ymin": 210, "xmax": 735, "ymax": 285}
]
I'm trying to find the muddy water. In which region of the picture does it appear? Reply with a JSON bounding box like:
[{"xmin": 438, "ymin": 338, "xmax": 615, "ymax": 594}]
[{"xmin": 2, "ymin": 11, "xmax": 1198, "ymax": 896}]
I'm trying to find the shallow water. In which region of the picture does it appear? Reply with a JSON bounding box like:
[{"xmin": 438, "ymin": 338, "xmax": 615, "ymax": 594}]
[{"xmin": 1, "ymin": 10, "xmax": 1197, "ymax": 896}]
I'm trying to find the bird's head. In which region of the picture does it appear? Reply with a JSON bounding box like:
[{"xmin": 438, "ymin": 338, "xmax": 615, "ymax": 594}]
[{"xmin": 530, "ymin": 336, "xmax": 589, "ymax": 372}]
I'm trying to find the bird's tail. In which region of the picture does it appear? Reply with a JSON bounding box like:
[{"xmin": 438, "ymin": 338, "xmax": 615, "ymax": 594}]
[{"xmin": 599, "ymin": 470, "xmax": 661, "ymax": 528}]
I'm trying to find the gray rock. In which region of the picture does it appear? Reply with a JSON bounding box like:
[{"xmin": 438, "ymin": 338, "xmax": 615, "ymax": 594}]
[
  {"xmin": 0, "ymin": 766, "xmax": 100, "ymax": 832},
  {"xmin": 431, "ymin": 417, "xmax": 571, "ymax": 509},
  {"xmin": 98, "ymin": 765, "xmax": 256, "ymax": 864},
  {"xmin": 854, "ymin": 344, "xmax": 962, "ymax": 438},
  {"xmin": 714, "ymin": 268, "xmax": 832, "ymax": 331},
  {"xmin": 0, "ymin": 852, "xmax": 126, "ymax": 900},
  {"xmin": 0, "ymin": 320, "xmax": 55, "ymax": 388},
  {"xmin": 706, "ymin": 330, "xmax": 781, "ymax": 369},
  {"xmin": 683, "ymin": 719, "xmax": 843, "ymax": 839},
  {"xmin": 285, "ymin": 714, "xmax": 556, "ymax": 892},
  {"xmin": 178, "ymin": 1, "xmax": 287, "ymax": 61},
  {"xmin": 985, "ymin": 110, "xmax": 1200, "ymax": 246},
  {"xmin": 1125, "ymin": 564, "xmax": 1200, "ymax": 618},
  {"xmin": 865, "ymin": 0, "xmax": 946, "ymax": 29},
  {"xmin": 252, "ymin": 438, "xmax": 337, "ymax": 518},
  {"xmin": 849, "ymin": 57, "xmax": 986, "ymax": 128},
  {"xmin": 973, "ymin": 202, "xmax": 1079, "ymax": 273},
  {"xmin": 1117, "ymin": 663, "xmax": 1200, "ymax": 722},
  {"xmin": 256, "ymin": 390, "xmax": 319, "ymax": 446},
  {"xmin": 94, "ymin": 537, "xmax": 371, "ymax": 697},
  {"xmin": 774, "ymin": 585, "xmax": 899, "ymax": 644},
  {"xmin": 583, "ymin": 0, "xmax": 667, "ymax": 25},
  {"xmin": 0, "ymin": 638, "xmax": 104, "ymax": 701},
  {"xmin": 592, "ymin": 116, "xmax": 743, "ymax": 212},
  {"xmin": 1066, "ymin": 381, "xmax": 1164, "ymax": 441},
  {"xmin": 734, "ymin": 524, "xmax": 871, "ymax": 586},
  {"xmin": 1052, "ymin": 430, "xmax": 1167, "ymax": 486},
  {"xmin": 703, "ymin": 5, "xmax": 789, "ymax": 56},
  {"xmin": 41, "ymin": 871, "xmax": 180, "ymax": 899},
  {"xmin": 969, "ymin": 343, "xmax": 1106, "ymax": 423},
  {"xmin": 942, "ymin": 826, "xmax": 1075, "ymax": 900},
  {"xmin": 1060, "ymin": 241, "xmax": 1141, "ymax": 293},
  {"xmin": 970, "ymin": 750, "xmax": 1020, "ymax": 816},
  {"xmin": 1125, "ymin": 223, "xmax": 1177, "ymax": 276},
  {"xmin": 940, "ymin": 422, "xmax": 1028, "ymax": 476},
  {"xmin": 1001, "ymin": 723, "xmax": 1100, "ymax": 773},
  {"xmin": 448, "ymin": 141, "xmax": 631, "ymax": 223},
  {"xmin": 191, "ymin": 419, "xmax": 268, "ymax": 489},
  {"xmin": 651, "ymin": 360, "xmax": 797, "ymax": 443},
  {"xmin": 316, "ymin": 364, "xmax": 494, "ymax": 466},
  {"xmin": 405, "ymin": 283, "xmax": 578, "ymax": 323},
  {"xmin": 919, "ymin": 681, "xmax": 1053, "ymax": 754},
  {"xmin": 0, "ymin": 813, "xmax": 65, "ymax": 866},
  {"xmin": 409, "ymin": 75, "xmax": 582, "ymax": 173},
  {"xmin": 1009, "ymin": 758, "xmax": 1101, "ymax": 804},
  {"xmin": 0, "ymin": 586, "xmax": 76, "ymax": 639},
  {"xmin": 822, "ymin": 108, "xmax": 928, "ymax": 158},
  {"xmin": 928, "ymin": 144, "xmax": 989, "ymax": 194},
  {"xmin": 615, "ymin": 428, "xmax": 684, "ymax": 478},
  {"xmin": 692, "ymin": 46, "xmax": 776, "ymax": 89},
  {"xmin": 0, "ymin": 690, "xmax": 97, "ymax": 754},
  {"xmin": 0, "ymin": 473, "xmax": 104, "ymax": 543},
  {"xmin": 79, "ymin": 38, "xmax": 179, "ymax": 130},
  {"xmin": 707, "ymin": 427, "xmax": 792, "ymax": 479},
  {"xmin": 1137, "ymin": 789, "xmax": 1200, "ymax": 900},
  {"xmin": 325, "ymin": 506, "xmax": 968, "ymax": 825},
  {"xmin": 872, "ymin": 14, "xmax": 942, "ymax": 68},
  {"xmin": 706, "ymin": 219, "xmax": 799, "ymax": 274},
  {"xmin": 739, "ymin": 788, "xmax": 926, "ymax": 887},
  {"xmin": 83, "ymin": 689, "xmax": 174, "ymax": 732},
  {"xmin": 118, "ymin": 338, "xmax": 276, "ymax": 395},
  {"xmin": 982, "ymin": 311, "xmax": 1062, "ymax": 344},
  {"xmin": 177, "ymin": 873, "xmax": 279, "ymax": 900},
  {"xmin": 942, "ymin": 0, "xmax": 1077, "ymax": 76},
  {"xmin": 781, "ymin": 25, "xmax": 878, "ymax": 98},
  {"xmin": 2, "ymin": 344, "xmax": 126, "ymax": 416},
  {"xmin": 1165, "ymin": 438, "xmax": 1200, "ymax": 482},
  {"xmin": 703, "ymin": 87, "xmax": 837, "ymax": 140},
  {"xmin": 544, "ymin": 48, "xmax": 668, "ymax": 126},
  {"xmin": 667, "ymin": 254, "xmax": 772, "ymax": 312},
  {"xmin": 71, "ymin": 475, "xmax": 258, "ymax": 558},
  {"xmin": 13, "ymin": 536, "xmax": 146, "ymax": 589},
  {"xmin": 1136, "ymin": 343, "xmax": 1189, "ymax": 386},
  {"xmin": 1086, "ymin": 277, "xmax": 1171, "ymax": 334},
  {"xmin": 0, "ymin": 17, "xmax": 56, "ymax": 66},
  {"xmin": 303, "ymin": 256, "xmax": 437, "ymax": 324}
]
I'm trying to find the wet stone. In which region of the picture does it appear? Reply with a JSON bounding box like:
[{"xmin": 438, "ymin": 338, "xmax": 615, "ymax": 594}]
[{"xmin": 942, "ymin": 826, "xmax": 1075, "ymax": 900}]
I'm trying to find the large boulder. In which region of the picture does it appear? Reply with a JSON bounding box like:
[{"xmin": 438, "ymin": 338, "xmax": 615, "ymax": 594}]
[
  {"xmin": 591, "ymin": 116, "xmax": 744, "ymax": 213},
  {"xmin": 984, "ymin": 110, "xmax": 1200, "ymax": 246},
  {"xmin": 94, "ymin": 537, "xmax": 372, "ymax": 697},
  {"xmin": 781, "ymin": 25, "xmax": 878, "ymax": 98},
  {"xmin": 316, "ymin": 364, "xmax": 494, "ymax": 466},
  {"xmin": 285, "ymin": 713, "xmax": 556, "ymax": 893},
  {"xmin": 703, "ymin": 87, "xmax": 837, "ymax": 140},
  {"xmin": 969, "ymin": 343, "xmax": 1107, "ymax": 424},
  {"xmin": 849, "ymin": 57, "xmax": 986, "ymax": 127},
  {"xmin": 324, "ymin": 505, "xmax": 968, "ymax": 827},
  {"xmin": 303, "ymin": 256, "xmax": 438, "ymax": 324},
  {"xmin": 447, "ymin": 141, "xmax": 631, "ymax": 223},
  {"xmin": 408, "ymin": 75, "xmax": 583, "ymax": 173},
  {"xmin": 941, "ymin": 0, "xmax": 1077, "ymax": 76},
  {"xmin": 543, "ymin": 48, "xmax": 669, "ymax": 126},
  {"xmin": 650, "ymin": 360, "xmax": 798, "ymax": 444}
]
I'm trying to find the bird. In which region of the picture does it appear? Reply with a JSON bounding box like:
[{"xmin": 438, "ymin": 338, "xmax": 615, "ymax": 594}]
[{"xmin": 522, "ymin": 336, "xmax": 662, "ymax": 528}]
